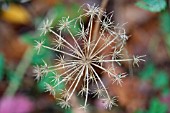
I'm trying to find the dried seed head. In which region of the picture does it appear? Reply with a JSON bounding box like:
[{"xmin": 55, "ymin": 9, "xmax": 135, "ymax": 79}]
[
  {"xmin": 34, "ymin": 4, "xmax": 145, "ymax": 110},
  {"xmin": 102, "ymin": 97, "xmax": 118, "ymax": 110},
  {"xmin": 34, "ymin": 40, "xmax": 44, "ymax": 54},
  {"xmin": 39, "ymin": 19, "xmax": 53, "ymax": 36}
]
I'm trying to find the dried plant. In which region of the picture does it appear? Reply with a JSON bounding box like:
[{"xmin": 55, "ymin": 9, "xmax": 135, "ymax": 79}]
[{"xmin": 34, "ymin": 4, "xmax": 145, "ymax": 110}]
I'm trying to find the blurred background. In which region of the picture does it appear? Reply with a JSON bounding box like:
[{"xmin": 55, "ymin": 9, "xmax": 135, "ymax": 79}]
[{"xmin": 0, "ymin": 0, "xmax": 170, "ymax": 113}]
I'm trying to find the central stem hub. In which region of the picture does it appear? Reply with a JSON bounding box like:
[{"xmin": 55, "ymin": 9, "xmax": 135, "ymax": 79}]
[{"xmin": 82, "ymin": 57, "xmax": 91, "ymax": 65}]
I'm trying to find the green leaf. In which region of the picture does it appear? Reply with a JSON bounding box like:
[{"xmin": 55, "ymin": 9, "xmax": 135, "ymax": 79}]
[
  {"xmin": 49, "ymin": 3, "xmax": 81, "ymax": 35},
  {"xmin": 148, "ymin": 98, "xmax": 168, "ymax": 113},
  {"xmin": 153, "ymin": 71, "xmax": 169, "ymax": 89},
  {"xmin": 135, "ymin": 109, "xmax": 145, "ymax": 113},
  {"xmin": 21, "ymin": 33, "xmax": 53, "ymax": 65},
  {"xmin": 64, "ymin": 108, "xmax": 72, "ymax": 113},
  {"xmin": 21, "ymin": 33, "xmax": 50, "ymax": 46},
  {"xmin": 162, "ymin": 88, "xmax": 170, "ymax": 95},
  {"xmin": 6, "ymin": 69, "xmax": 14, "ymax": 80},
  {"xmin": 0, "ymin": 54, "xmax": 5, "ymax": 80},
  {"xmin": 160, "ymin": 11, "xmax": 170, "ymax": 34},
  {"xmin": 31, "ymin": 47, "xmax": 53, "ymax": 65},
  {"xmin": 37, "ymin": 72, "xmax": 64, "ymax": 93},
  {"xmin": 136, "ymin": 98, "xmax": 168, "ymax": 113},
  {"xmin": 139, "ymin": 62, "xmax": 155, "ymax": 80},
  {"xmin": 160, "ymin": 11, "xmax": 170, "ymax": 53},
  {"xmin": 136, "ymin": 0, "xmax": 167, "ymax": 12}
]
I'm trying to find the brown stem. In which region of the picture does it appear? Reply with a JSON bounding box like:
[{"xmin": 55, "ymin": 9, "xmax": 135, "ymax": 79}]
[{"xmin": 92, "ymin": 0, "xmax": 109, "ymax": 41}]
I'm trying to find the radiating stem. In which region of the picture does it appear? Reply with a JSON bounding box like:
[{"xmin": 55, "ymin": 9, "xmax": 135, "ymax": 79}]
[
  {"xmin": 91, "ymin": 35, "xmax": 118, "ymax": 58},
  {"xmin": 66, "ymin": 66, "xmax": 85, "ymax": 101},
  {"xmin": 53, "ymin": 66, "xmax": 82, "ymax": 88},
  {"xmin": 92, "ymin": 58, "xmax": 133, "ymax": 63},
  {"xmin": 89, "ymin": 29, "xmax": 105, "ymax": 56},
  {"xmin": 92, "ymin": 0, "xmax": 109, "ymax": 41},
  {"xmin": 84, "ymin": 65, "xmax": 89, "ymax": 107},
  {"xmin": 52, "ymin": 65, "xmax": 78, "ymax": 78},
  {"xmin": 49, "ymin": 64, "xmax": 77, "ymax": 72},
  {"xmin": 67, "ymin": 29, "xmax": 85, "ymax": 58},
  {"xmin": 92, "ymin": 63, "xmax": 117, "ymax": 78},
  {"xmin": 48, "ymin": 61, "xmax": 78, "ymax": 68},
  {"xmin": 90, "ymin": 65, "xmax": 110, "ymax": 99},
  {"xmin": 87, "ymin": 17, "xmax": 93, "ymax": 54},
  {"xmin": 43, "ymin": 45, "xmax": 80, "ymax": 59},
  {"xmin": 50, "ymin": 29, "xmax": 82, "ymax": 57}
]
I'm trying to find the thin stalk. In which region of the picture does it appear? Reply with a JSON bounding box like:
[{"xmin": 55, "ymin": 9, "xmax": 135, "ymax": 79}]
[
  {"xmin": 3, "ymin": 47, "xmax": 33, "ymax": 96},
  {"xmin": 66, "ymin": 66, "xmax": 85, "ymax": 101},
  {"xmin": 43, "ymin": 45, "xmax": 80, "ymax": 59},
  {"xmin": 50, "ymin": 29, "xmax": 82, "ymax": 57},
  {"xmin": 84, "ymin": 65, "xmax": 89, "ymax": 107},
  {"xmin": 67, "ymin": 29, "xmax": 85, "ymax": 58},
  {"xmin": 90, "ymin": 65, "xmax": 110, "ymax": 99},
  {"xmin": 92, "ymin": 0, "xmax": 109, "ymax": 41},
  {"xmin": 53, "ymin": 66, "xmax": 82, "ymax": 88},
  {"xmin": 92, "ymin": 58, "xmax": 133, "ymax": 63}
]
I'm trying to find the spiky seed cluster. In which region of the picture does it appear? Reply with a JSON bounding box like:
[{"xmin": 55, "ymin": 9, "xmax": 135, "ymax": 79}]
[{"xmin": 34, "ymin": 4, "xmax": 146, "ymax": 110}]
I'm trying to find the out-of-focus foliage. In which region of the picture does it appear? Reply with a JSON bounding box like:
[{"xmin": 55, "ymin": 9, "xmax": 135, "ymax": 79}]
[
  {"xmin": 0, "ymin": 54, "xmax": 5, "ymax": 80},
  {"xmin": 153, "ymin": 71, "xmax": 169, "ymax": 90},
  {"xmin": 136, "ymin": 0, "xmax": 167, "ymax": 12},
  {"xmin": 38, "ymin": 72, "xmax": 64, "ymax": 93},
  {"xmin": 6, "ymin": 69, "xmax": 15, "ymax": 81},
  {"xmin": 21, "ymin": 34, "xmax": 52, "ymax": 65},
  {"xmin": 48, "ymin": 3, "xmax": 82, "ymax": 34},
  {"xmin": 138, "ymin": 61, "xmax": 170, "ymax": 113},
  {"xmin": 139, "ymin": 62, "xmax": 155, "ymax": 80},
  {"xmin": 21, "ymin": 34, "xmax": 55, "ymax": 92},
  {"xmin": 136, "ymin": 1, "xmax": 170, "ymax": 113},
  {"xmin": 148, "ymin": 98, "xmax": 168, "ymax": 113},
  {"xmin": 160, "ymin": 11, "xmax": 170, "ymax": 34},
  {"xmin": 160, "ymin": 11, "xmax": 170, "ymax": 55},
  {"xmin": 137, "ymin": 98, "xmax": 168, "ymax": 113},
  {"xmin": 140, "ymin": 62, "xmax": 169, "ymax": 94}
]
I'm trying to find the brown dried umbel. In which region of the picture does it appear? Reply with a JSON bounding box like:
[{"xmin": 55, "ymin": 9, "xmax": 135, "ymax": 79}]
[{"xmin": 34, "ymin": 4, "xmax": 145, "ymax": 110}]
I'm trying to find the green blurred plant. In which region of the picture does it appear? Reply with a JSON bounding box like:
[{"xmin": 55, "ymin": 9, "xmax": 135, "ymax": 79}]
[
  {"xmin": 136, "ymin": 0, "xmax": 170, "ymax": 55},
  {"xmin": 4, "ymin": 47, "xmax": 33, "ymax": 96},
  {"xmin": 137, "ymin": 62, "xmax": 169, "ymax": 113},
  {"xmin": 140, "ymin": 62, "xmax": 169, "ymax": 94},
  {"xmin": 0, "ymin": 54, "xmax": 5, "ymax": 80},
  {"xmin": 136, "ymin": 98, "xmax": 168, "ymax": 113},
  {"xmin": 160, "ymin": 11, "xmax": 170, "ymax": 34},
  {"xmin": 136, "ymin": 0, "xmax": 167, "ymax": 12},
  {"xmin": 160, "ymin": 11, "xmax": 170, "ymax": 57},
  {"xmin": 39, "ymin": 3, "xmax": 82, "ymax": 35},
  {"xmin": 136, "ymin": 1, "xmax": 170, "ymax": 112},
  {"xmin": 21, "ymin": 33, "xmax": 55, "ymax": 92}
]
